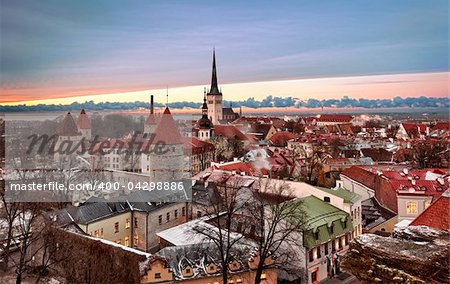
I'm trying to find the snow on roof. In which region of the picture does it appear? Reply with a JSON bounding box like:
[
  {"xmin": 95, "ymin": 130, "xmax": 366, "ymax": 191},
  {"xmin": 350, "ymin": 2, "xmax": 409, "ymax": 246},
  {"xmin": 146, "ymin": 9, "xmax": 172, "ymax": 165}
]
[
  {"xmin": 395, "ymin": 219, "xmax": 412, "ymax": 229},
  {"xmin": 157, "ymin": 215, "xmax": 244, "ymax": 246},
  {"xmin": 84, "ymin": 234, "xmax": 151, "ymax": 258}
]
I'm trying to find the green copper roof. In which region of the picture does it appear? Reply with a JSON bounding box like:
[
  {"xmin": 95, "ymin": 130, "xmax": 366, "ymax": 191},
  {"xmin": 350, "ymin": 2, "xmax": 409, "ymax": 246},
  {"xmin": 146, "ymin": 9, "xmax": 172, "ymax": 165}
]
[
  {"xmin": 295, "ymin": 195, "xmax": 353, "ymax": 249},
  {"xmin": 315, "ymin": 186, "xmax": 361, "ymax": 204}
]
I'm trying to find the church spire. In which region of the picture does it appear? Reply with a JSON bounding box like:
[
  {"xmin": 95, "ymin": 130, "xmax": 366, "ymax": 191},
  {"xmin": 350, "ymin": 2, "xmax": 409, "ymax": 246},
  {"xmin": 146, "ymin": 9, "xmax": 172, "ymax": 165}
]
[
  {"xmin": 202, "ymin": 88, "xmax": 208, "ymax": 115},
  {"xmin": 209, "ymin": 49, "xmax": 220, "ymax": 95}
]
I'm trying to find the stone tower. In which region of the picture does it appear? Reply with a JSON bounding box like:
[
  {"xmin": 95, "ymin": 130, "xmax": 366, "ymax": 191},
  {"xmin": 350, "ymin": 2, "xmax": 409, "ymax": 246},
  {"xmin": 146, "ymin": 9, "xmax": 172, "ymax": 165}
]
[
  {"xmin": 76, "ymin": 109, "xmax": 91, "ymax": 140},
  {"xmin": 148, "ymin": 107, "xmax": 184, "ymax": 182}
]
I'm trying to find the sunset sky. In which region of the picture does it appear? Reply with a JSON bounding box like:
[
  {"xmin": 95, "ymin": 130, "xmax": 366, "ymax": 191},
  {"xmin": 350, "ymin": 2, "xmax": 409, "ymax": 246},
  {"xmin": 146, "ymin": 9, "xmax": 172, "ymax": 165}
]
[{"xmin": 1, "ymin": 0, "xmax": 449, "ymax": 105}]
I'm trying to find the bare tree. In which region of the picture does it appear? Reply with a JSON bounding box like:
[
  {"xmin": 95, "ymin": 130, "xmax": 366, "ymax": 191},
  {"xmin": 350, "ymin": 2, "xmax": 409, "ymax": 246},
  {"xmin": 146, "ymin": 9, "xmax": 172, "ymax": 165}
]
[
  {"xmin": 211, "ymin": 137, "xmax": 246, "ymax": 162},
  {"xmin": 193, "ymin": 173, "xmax": 251, "ymax": 284},
  {"xmin": 412, "ymin": 140, "xmax": 449, "ymax": 169},
  {"xmin": 249, "ymin": 178, "xmax": 307, "ymax": 284},
  {"xmin": 7, "ymin": 203, "xmax": 46, "ymax": 284},
  {"xmin": 294, "ymin": 146, "xmax": 326, "ymax": 185},
  {"xmin": 0, "ymin": 188, "xmax": 20, "ymax": 271},
  {"xmin": 193, "ymin": 174, "xmax": 308, "ymax": 284}
]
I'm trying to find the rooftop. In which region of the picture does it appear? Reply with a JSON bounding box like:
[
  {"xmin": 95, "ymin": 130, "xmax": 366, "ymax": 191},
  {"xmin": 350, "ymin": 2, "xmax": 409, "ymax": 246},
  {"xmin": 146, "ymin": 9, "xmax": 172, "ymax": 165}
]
[{"xmin": 315, "ymin": 186, "xmax": 362, "ymax": 204}]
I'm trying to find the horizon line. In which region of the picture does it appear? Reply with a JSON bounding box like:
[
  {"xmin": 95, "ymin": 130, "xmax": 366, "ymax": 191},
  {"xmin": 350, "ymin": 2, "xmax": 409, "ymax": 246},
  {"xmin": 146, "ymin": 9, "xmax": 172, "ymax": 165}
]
[{"xmin": 1, "ymin": 70, "xmax": 448, "ymax": 106}]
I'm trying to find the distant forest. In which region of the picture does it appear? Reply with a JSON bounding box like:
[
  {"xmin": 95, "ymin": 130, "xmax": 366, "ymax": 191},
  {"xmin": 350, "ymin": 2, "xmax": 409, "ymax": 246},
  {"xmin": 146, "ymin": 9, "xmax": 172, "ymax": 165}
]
[{"xmin": 1, "ymin": 95, "xmax": 448, "ymax": 112}]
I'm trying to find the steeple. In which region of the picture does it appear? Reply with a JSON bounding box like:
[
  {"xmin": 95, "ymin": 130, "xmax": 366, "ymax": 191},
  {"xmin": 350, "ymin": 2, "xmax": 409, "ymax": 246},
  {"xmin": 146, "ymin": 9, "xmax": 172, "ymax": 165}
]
[
  {"xmin": 202, "ymin": 89, "xmax": 208, "ymax": 116},
  {"xmin": 209, "ymin": 49, "xmax": 221, "ymax": 95}
]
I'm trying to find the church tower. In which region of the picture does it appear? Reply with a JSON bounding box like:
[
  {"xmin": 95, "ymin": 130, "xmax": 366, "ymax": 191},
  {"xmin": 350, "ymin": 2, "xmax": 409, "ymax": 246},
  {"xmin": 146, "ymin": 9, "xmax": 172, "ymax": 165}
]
[
  {"xmin": 206, "ymin": 49, "xmax": 223, "ymax": 125},
  {"xmin": 198, "ymin": 90, "xmax": 214, "ymax": 141}
]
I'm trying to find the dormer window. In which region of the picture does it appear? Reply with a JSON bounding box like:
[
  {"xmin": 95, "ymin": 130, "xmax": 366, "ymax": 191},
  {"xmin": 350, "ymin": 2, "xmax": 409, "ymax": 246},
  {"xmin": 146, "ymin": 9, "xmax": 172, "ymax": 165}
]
[{"xmin": 341, "ymin": 218, "xmax": 348, "ymax": 229}]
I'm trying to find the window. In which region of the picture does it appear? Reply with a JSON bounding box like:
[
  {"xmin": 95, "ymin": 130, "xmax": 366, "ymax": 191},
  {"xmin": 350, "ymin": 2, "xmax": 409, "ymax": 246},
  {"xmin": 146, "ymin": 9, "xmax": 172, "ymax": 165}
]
[
  {"xmin": 324, "ymin": 242, "xmax": 329, "ymax": 255},
  {"xmin": 250, "ymin": 225, "xmax": 256, "ymax": 236},
  {"xmin": 100, "ymin": 228, "xmax": 103, "ymax": 238},
  {"xmin": 324, "ymin": 196, "xmax": 331, "ymax": 203},
  {"xmin": 186, "ymin": 268, "xmax": 191, "ymax": 274},
  {"xmin": 125, "ymin": 237, "xmax": 129, "ymax": 247},
  {"xmin": 317, "ymin": 246, "xmax": 321, "ymax": 258},
  {"xmin": 114, "ymin": 222, "xmax": 119, "ymax": 233},
  {"xmin": 174, "ymin": 209, "xmax": 178, "ymax": 219},
  {"xmin": 342, "ymin": 219, "xmax": 347, "ymax": 229},
  {"xmin": 166, "ymin": 212, "xmax": 170, "ymax": 223},
  {"xmin": 339, "ymin": 237, "xmax": 344, "ymax": 250},
  {"xmin": 158, "ymin": 215, "xmax": 162, "ymax": 225},
  {"xmin": 311, "ymin": 270, "xmax": 318, "ymax": 282},
  {"xmin": 197, "ymin": 211, "xmax": 202, "ymax": 218},
  {"xmin": 236, "ymin": 222, "xmax": 243, "ymax": 233},
  {"xmin": 329, "ymin": 224, "xmax": 334, "ymax": 234},
  {"xmin": 134, "ymin": 234, "xmax": 139, "ymax": 246},
  {"xmin": 261, "ymin": 273, "xmax": 267, "ymax": 280},
  {"xmin": 424, "ymin": 201, "xmax": 431, "ymax": 209},
  {"xmin": 125, "ymin": 218, "xmax": 130, "ymax": 229},
  {"xmin": 309, "ymin": 250, "xmax": 314, "ymax": 262},
  {"xmin": 314, "ymin": 230, "xmax": 319, "ymax": 240},
  {"xmin": 134, "ymin": 217, "xmax": 138, "ymax": 228},
  {"xmin": 155, "ymin": 273, "xmax": 161, "ymax": 279},
  {"xmin": 406, "ymin": 201, "xmax": 418, "ymax": 214}
]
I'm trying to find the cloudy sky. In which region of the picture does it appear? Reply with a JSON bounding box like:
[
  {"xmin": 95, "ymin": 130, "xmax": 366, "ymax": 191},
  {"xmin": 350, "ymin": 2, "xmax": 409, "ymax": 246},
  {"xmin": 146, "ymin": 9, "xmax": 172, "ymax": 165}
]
[{"xmin": 1, "ymin": 0, "xmax": 448, "ymax": 105}]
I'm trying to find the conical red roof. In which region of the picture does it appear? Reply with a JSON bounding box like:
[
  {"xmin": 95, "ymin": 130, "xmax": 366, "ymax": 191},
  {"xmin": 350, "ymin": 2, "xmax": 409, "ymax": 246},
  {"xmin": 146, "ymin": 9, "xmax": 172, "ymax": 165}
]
[
  {"xmin": 76, "ymin": 109, "xmax": 91, "ymax": 129},
  {"xmin": 152, "ymin": 107, "xmax": 182, "ymax": 145},
  {"xmin": 57, "ymin": 112, "xmax": 80, "ymax": 136}
]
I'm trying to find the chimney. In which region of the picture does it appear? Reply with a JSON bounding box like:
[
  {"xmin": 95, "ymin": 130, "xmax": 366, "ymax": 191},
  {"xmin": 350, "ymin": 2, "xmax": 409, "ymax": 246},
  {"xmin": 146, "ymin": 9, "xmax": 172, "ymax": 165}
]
[{"xmin": 150, "ymin": 95, "xmax": 154, "ymax": 114}]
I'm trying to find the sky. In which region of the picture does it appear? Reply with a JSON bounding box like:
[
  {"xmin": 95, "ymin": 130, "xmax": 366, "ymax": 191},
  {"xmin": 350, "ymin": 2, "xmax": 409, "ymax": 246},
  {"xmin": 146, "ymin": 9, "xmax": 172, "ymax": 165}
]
[{"xmin": 1, "ymin": 0, "xmax": 449, "ymax": 105}]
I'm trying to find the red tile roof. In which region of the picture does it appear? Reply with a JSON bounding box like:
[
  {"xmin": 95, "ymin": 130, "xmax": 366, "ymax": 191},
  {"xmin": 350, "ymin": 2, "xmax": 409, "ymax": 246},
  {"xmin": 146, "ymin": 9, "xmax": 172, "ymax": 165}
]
[
  {"xmin": 57, "ymin": 112, "xmax": 81, "ymax": 136},
  {"xmin": 214, "ymin": 125, "xmax": 249, "ymax": 141},
  {"xmin": 153, "ymin": 107, "xmax": 183, "ymax": 145},
  {"xmin": 341, "ymin": 166, "xmax": 377, "ymax": 189},
  {"xmin": 181, "ymin": 137, "xmax": 214, "ymax": 155},
  {"xmin": 214, "ymin": 161, "xmax": 255, "ymax": 176},
  {"xmin": 317, "ymin": 114, "xmax": 353, "ymax": 122},
  {"xmin": 361, "ymin": 148, "xmax": 393, "ymax": 162},
  {"xmin": 410, "ymin": 190, "xmax": 450, "ymax": 231},
  {"xmin": 269, "ymin": 131, "xmax": 296, "ymax": 147},
  {"xmin": 76, "ymin": 109, "xmax": 91, "ymax": 129},
  {"xmin": 401, "ymin": 123, "xmax": 428, "ymax": 138},
  {"xmin": 431, "ymin": 121, "xmax": 450, "ymax": 131}
]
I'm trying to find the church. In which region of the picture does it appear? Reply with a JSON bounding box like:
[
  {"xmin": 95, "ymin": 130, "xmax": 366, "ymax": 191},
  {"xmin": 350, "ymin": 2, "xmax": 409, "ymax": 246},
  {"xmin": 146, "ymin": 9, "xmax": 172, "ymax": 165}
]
[{"xmin": 196, "ymin": 50, "xmax": 240, "ymax": 140}]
